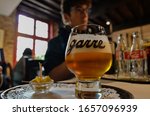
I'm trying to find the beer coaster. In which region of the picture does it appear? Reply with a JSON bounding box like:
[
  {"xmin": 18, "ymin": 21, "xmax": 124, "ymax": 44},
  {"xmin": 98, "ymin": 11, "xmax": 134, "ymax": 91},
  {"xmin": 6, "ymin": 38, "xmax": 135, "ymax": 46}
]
[{"xmin": 1, "ymin": 83, "xmax": 133, "ymax": 99}]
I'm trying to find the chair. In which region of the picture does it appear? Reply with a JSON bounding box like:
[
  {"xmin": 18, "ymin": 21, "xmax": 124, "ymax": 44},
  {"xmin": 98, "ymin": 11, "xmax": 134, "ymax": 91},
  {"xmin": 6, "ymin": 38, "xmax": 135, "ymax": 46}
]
[
  {"xmin": 0, "ymin": 48, "xmax": 5, "ymax": 64},
  {"xmin": 0, "ymin": 48, "xmax": 13, "ymax": 88},
  {"xmin": 24, "ymin": 58, "xmax": 44, "ymax": 82}
]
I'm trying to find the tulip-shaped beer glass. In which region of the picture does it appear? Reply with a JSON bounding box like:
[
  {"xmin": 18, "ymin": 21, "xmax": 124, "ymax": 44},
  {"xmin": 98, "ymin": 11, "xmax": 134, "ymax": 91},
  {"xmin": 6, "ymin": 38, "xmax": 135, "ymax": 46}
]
[{"xmin": 65, "ymin": 24, "xmax": 112, "ymax": 99}]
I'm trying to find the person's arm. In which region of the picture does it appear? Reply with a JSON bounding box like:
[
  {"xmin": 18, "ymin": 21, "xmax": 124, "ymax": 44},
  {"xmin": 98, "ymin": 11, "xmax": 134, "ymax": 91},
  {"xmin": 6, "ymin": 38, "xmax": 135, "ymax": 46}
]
[
  {"xmin": 44, "ymin": 32, "xmax": 74, "ymax": 82},
  {"xmin": 49, "ymin": 62, "xmax": 74, "ymax": 82}
]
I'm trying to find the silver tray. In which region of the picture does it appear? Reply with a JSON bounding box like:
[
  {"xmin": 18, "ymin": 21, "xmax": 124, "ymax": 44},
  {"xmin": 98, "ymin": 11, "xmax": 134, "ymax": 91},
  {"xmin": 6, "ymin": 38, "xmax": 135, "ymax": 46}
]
[{"xmin": 1, "ymin": 83, "xmax": 133, "ymax": 99}]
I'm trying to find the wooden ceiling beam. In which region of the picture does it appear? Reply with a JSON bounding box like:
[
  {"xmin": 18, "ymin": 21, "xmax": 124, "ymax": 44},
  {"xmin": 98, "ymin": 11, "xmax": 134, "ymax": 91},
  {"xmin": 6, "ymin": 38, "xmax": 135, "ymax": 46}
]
[
  {"xmin": 89, "ymin": 17, "xmax": 106, "ymax": 27},
  {"xmin": 42, "ymin": 0, "xmax": 60, "ymax": 10},
  {"xmin": 115, "ymin": 3, "xmax": 134, "ymax": 22},
  {"xmin": 126, "ymin": 0, "xmax": 144, "ymax": 19},
  {"xmin": 105, "ymin": 9, "xmax": 123, "ymax": 25},
  {"xmin": 17, "ymin": 5, "xmax": 51, "ymax": 21},
  {"xmin": 20, "ymin": 1, "xmax": 60, "ymax": 20},
  {"xmin": 141, "ymin": 0, "xmax": 150, "ymax": 16},
  {"xmin": 25, "ymin": 0, "xmax": 60, "ymax": 15}
]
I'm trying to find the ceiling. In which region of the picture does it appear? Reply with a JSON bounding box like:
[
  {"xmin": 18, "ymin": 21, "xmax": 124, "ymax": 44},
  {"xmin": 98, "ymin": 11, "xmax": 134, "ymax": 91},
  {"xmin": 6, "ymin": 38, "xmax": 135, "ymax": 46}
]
[
  {"xmin": 0, "ymin": 0, "xmax": 22, "ymax": 16},
  {"xmin": 17, "ymin": 0, "xmax": 150, "ymax": 32}
]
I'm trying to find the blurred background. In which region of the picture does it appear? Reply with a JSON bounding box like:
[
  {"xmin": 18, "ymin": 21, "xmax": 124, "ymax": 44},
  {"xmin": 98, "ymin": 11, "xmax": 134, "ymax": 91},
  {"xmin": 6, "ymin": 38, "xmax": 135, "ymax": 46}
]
[{"xmin": 0, "ymin": 0, "xmax": 150, "ymax": 87}]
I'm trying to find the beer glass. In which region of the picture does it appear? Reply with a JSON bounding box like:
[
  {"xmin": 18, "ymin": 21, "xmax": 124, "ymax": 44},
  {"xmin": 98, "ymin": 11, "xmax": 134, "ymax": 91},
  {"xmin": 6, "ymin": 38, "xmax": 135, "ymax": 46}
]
[{"xmin": 65, "ymin": 24, "xmax": 112, "ymax": 99}]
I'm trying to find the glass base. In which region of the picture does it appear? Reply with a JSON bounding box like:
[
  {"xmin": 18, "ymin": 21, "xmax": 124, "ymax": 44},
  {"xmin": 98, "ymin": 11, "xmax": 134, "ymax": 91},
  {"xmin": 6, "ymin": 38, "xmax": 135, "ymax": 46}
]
[{"xmin": 75, "ymin": 80, "xmax": 102, "ymax": 99}]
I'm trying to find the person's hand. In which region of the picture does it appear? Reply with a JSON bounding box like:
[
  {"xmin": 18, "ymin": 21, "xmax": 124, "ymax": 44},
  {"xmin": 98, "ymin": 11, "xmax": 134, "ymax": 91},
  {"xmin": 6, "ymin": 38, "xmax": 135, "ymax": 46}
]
[{"xmin": 49, "ymin": 62, "xmax": 74, "ymax": 82}]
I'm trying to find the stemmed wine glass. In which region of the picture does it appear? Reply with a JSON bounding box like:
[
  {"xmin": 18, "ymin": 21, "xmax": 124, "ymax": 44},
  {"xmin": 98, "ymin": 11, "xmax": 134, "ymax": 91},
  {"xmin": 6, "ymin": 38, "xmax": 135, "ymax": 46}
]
[{"xmin": 65, "ymin": 24, "xmax": 112, "ymax": 99}]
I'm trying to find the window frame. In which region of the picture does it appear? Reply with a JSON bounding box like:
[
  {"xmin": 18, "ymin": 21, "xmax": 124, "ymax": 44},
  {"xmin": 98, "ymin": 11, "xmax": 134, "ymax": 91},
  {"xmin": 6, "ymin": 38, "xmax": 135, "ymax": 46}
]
[{"xmin": 14, "ymin": 12, "xmax": 53, "ymax": 65}]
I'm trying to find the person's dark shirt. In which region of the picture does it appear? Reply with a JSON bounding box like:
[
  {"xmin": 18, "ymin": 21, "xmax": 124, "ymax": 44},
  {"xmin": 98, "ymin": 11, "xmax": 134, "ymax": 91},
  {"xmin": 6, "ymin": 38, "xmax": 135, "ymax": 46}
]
[{"xmin": 43, "ymin": 26, "xmax": 71, "ymax": 75}]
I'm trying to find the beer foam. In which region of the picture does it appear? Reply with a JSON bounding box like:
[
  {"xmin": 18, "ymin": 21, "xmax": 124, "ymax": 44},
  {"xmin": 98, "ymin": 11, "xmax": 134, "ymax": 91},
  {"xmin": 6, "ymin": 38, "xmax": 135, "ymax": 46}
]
[
  {"xmin": 73, "ymin": 34, "xmax": 109, "ymax": 42},
  {"xmin": 67, "ymin": 34, "xmax": 112, "ymax": 54}
]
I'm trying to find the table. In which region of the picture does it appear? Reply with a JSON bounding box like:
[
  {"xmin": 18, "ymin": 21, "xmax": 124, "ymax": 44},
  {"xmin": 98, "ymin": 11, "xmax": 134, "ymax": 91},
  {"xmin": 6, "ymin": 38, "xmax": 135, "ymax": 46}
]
[
  {"xmin": 0, "ymin": 78, "xmax": 150, "ymax": 99},
  {"xmin": 101, "ymin": 79, "xmax": 150, "ymax": 99},
  {"xmin": 60, "ymin": 77, "xmax": 150, "ymax": 99}
]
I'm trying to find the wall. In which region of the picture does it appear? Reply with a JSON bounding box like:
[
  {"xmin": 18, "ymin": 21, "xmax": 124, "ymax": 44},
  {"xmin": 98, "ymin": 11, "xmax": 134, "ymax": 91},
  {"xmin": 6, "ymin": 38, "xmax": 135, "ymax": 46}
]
[
  {"xmin": 0, "ymin": 11, "xmax": 17, "ymax": 66},
  {"xmin": 112, "ymin": 24, "xmax": 150, "ymax": 42},
  {"xmin": 141, "ymin": 24, "xmax": 150, "ymax": 40}
]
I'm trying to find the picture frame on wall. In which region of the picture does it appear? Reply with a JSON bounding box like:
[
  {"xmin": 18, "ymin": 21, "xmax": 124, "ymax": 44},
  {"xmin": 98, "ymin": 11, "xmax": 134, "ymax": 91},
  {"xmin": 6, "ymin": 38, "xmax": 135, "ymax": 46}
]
[{"xmin": 0, "ymin": 29, "xmax": 4, "ymax": 48}]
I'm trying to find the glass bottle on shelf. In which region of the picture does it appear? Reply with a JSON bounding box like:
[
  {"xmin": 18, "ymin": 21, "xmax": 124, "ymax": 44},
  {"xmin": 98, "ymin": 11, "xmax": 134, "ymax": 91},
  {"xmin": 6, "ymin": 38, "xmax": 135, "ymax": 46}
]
[
  {"xmin": 123, "ymin": 33, "xmax": 132, "ymax": 78},
  {"xmin": 143, "ymin": 40, "xmax": 150, "ymax": 78},
  {"xmin": 115, "ymin": 34, "xmax": 126, "ymax": 78},
  {"xmin": 129, "ymin": 32, "xmax": 147, "ymax": 79}
]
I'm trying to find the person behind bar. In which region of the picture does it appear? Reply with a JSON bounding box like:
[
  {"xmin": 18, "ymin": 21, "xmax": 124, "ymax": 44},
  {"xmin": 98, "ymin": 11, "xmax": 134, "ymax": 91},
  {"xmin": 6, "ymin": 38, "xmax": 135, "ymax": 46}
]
[{"xmin": 43, "ymin": 0, "xmax": 92, "ymax": 82}]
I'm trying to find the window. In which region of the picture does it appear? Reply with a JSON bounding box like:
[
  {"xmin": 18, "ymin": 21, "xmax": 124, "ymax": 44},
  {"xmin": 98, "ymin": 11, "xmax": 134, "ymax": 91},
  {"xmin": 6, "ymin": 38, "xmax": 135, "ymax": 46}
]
[
  {"xmin": 16, "ymin": 36, "xmax": 33, "ymax": 61},
  {"xmin": 16, "ymin": 14, "xmax": 49, "ymax": 62},
  {"xmin": 35, "ymin": 20, "xmax": 48, "ymax": 38},
  {"xmin": 35, "ymin": 40, "xmax": 48, "ymax": 60},
  {"xmin": 18, "ymin": 15, "xmax": 34, "ymax": 35}
]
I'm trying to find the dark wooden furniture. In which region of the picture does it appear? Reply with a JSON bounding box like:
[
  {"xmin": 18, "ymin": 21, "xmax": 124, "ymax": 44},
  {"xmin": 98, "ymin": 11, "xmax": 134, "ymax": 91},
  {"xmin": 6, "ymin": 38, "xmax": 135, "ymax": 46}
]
[{"xmin": 24, "ymin": 58, "xmax": 44, "ymax": 82}]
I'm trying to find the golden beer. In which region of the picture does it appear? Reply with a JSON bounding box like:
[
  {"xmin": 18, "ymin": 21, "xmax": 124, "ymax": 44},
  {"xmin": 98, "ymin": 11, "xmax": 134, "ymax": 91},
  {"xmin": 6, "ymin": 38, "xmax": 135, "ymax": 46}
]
[{"xmin": 66, "ymin": 52, "xmax": 112, "ymax": 80}]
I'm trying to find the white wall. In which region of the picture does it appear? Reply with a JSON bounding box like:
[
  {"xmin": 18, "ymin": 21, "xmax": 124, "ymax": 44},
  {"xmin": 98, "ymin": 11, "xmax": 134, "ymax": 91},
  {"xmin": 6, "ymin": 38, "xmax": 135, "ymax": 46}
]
[{"xmin": 0, "ymin": 0, "xmax": 22, "ymax": 16}]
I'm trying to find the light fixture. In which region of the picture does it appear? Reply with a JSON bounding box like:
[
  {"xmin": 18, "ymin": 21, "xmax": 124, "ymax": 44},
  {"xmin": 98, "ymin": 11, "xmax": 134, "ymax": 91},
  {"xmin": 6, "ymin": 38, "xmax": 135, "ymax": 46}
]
[{"xmin": 106, "ymin": 20, "xmax": 111, "ymax": 25}]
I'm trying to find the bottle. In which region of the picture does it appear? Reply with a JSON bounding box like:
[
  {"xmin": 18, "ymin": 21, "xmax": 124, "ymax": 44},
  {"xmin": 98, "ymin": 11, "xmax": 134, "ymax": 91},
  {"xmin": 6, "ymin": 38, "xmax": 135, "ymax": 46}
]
[
  {"xmin": 115, "ymin": 34, "xmax": 126, "ymax": 78},
  {"xmin": 143, "ymin": 40, "xmax": 150, "ymax": 77},
  {"xmin": 124, "ymin": 33, "xmax": 132, "ymax": 78},
  {"xmin": 129, "ymin": 32, "xmax": 147, "ymax": 79}
]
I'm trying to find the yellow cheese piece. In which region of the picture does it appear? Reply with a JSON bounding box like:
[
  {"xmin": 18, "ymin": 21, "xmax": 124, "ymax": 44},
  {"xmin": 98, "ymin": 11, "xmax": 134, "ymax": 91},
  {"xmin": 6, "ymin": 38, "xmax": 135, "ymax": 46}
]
[{"xmin": 31, "ymin": 76, "xmax": 53, "ymax": 83}]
